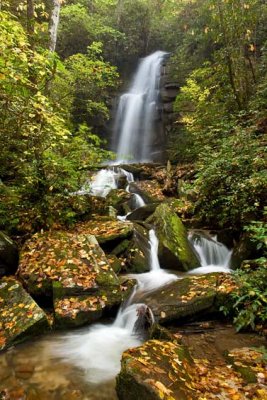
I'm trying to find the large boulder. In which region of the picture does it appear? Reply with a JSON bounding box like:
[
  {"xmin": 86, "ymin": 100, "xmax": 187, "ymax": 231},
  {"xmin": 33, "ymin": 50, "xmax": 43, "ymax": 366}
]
[
  {"xmin": 116, "ymin": 340, "xmax": 267, "ymax": 400},
  {"xmin": 117, "ymin": 340, "xmax": 194, "ymax": 400},
  {"xmin": 147, "ymin": 204, "xmax": 199, "ymax": 271},
  {"xmin": 124, "ymin": 224, "xmax": 151, "ymax": 273},
  {"xmin": 141, "ymin": 273, "xmax": 236, "ymax": 324},
  {"xmin": 0, "ymin": 231, "xmax": 19, "ymax": 277},
  {"xmin": 18, "ymin": 231, "xmax": 133, "ymax": 328},
  {"xmin": 0, "ymin": 277, "xmax": 49, "ymax": 351}
]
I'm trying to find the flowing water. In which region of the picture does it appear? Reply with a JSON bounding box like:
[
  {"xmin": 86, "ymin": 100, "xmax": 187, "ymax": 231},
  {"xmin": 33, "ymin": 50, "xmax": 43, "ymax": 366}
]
[
  {"xmin": 50, "ymin": 229, "xmax": 177, "ymax": 385},
  {"xmin": 189, "ymin": 232, "xmax": 232, "ymax": 274},
  {"xmin": 113, "ymin": 51, "xmax": 167, "ymax": 163}
]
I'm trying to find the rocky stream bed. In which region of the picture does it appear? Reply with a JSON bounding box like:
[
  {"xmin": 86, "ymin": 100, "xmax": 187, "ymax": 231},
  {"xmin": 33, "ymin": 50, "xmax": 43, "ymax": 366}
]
[{"xmin": 0, "ymin": 164, "xmax": 266, "ymax": 400}]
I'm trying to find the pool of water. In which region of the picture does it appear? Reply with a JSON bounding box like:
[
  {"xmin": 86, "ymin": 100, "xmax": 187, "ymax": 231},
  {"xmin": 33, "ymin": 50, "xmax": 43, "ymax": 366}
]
[{"xmin": 0, "ymin": 333, "xmax": 118, "ymax": 400}]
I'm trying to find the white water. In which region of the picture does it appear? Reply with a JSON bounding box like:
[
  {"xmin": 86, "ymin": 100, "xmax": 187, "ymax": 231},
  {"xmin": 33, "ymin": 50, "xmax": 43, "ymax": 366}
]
[
  {"xmin": 51, "ymin": 229, "xmax": 177, "ymax": 384},
  {"xmin": 114, "ymin": 51, "xmax": 167, "ymax": 163},
  {"xmin": 189, "ymin": 233, "xmax": 232, "ymax": 274}
]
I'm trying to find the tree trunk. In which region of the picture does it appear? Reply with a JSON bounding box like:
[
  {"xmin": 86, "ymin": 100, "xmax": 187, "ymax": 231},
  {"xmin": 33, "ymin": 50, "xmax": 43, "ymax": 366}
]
[{"xmin": 49, "ymin": 0, "xmax": 61, "ymax": 52}]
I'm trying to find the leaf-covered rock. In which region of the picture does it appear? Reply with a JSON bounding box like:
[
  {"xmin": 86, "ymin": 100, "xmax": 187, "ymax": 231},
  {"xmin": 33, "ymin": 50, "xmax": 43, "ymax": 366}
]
[
  {"xmin": 142, "ymin": 273, "xmax": 236, "ymax": 323},
  {"xmin": 147, "ymin": 203, "xmax": 199, "ymax": 271},
  {"xmin": 117, "ymin": 340, "xmax": 267, "ymax": 400},
  {"xmin": 124, "ymin": 224, "xmax": 151, "ymax": 273},
  {"xmin": 18, "ymin": 231, "xmax": 119, "ymax": 299},
  {"xmin": 0, "ymin": 277, "xmax": 49, "ymax": 351},
  {"xmin": 74, "ymin": 218, "xmax": 134, "ymax": 245}
]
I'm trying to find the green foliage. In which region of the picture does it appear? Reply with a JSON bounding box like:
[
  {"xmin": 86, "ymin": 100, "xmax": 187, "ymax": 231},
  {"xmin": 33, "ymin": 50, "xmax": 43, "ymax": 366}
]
[
  {"xmin": 0, "ymin": 11, "xmax": 114, "ymax": 233},
  {"xmin": 229, "ymin": 260, "xmax": 267, "ymax": 332}
]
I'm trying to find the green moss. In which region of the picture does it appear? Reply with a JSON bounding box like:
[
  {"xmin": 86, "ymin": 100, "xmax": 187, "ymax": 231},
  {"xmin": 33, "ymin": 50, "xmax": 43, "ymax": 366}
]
[{"xmin": 147, "ymin": 204, "xmax": 199, "ymax": 271}]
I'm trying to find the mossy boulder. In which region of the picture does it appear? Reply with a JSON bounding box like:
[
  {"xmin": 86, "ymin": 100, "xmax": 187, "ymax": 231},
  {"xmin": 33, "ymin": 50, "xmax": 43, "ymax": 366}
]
[
  {"xmin": 117, "ymin": 340, "xmax": 267, "ymax": 400},
  {"xmin": 116, "ymin": 340, "xmax": 195, "ymax": 400},
  {"xmin": 0, "ymin": 231, "xmax": 19, "ymax": 277},
  {"xmin": 124, "ymin": 224, "xmax": 151, "ymax": 273},
  {"xmin": 142, "ymin": 273, "xmax": 235, "ymax": 324},
  {"xmin": 147, "ymin": 204, "xmax": 199, "ymax": 271},
  {"xmin": 18, "ymin": 231, "xmax": 118, "ymax": 299},
  {"xmin": 0, "ymin": 277, "xmax": 49, "ymax": 351},
  {"xmin": 106, "ymin": 189, "xmax": 132, "ymax": 213}
]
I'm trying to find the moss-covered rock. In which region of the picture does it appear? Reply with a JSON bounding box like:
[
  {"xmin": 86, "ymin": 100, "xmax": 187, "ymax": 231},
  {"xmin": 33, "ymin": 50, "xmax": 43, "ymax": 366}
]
[
  {"xmin": 147, "ymin": 204, "xmax": 199, "ymax": 271},
  {"xmin": 0, "ymin": 277, "xmax": 49, "ymax": 351},
  {"xmin": 116, "ymin": 340, "xmax": 195, "ymax": 400},
  {"xmin": 117, "ymin": 340, "xmax": 267, "ymax": 400},
  {"xmin": 18, "ymin": 231, "xmax": 134, "ymax": 328},
  {"xmin": 0, "ymin": 231, "xmax": 19, "ymax": 277},
  {"xmin": 231, "ymin": 233, "xmax": 261, "ymax": 269},
  {"xmin": 18, "ymin": 231, "xmax": 118, "ymax": 299},
  {"xmin": 106, "ymin": 189, "xmax": 132, "ymax": 213},
  {"xmin": 54, "ymin": 277, "xmax": 135, "ymax": 328},
  {"xmin": 124, "ymin": 224, "xmax": 150, "ymax": 273},
  {"xmin": 141, "ymin": 273, "xmax": 236, "ymax": 324}
]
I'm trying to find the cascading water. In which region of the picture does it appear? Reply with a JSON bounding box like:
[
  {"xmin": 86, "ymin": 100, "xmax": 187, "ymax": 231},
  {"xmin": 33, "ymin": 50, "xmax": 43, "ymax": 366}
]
[
  {"xmin": 189, "ymin": 232, "xmax": 232, "ymax": 274},
  {"xmin": 51, "ymin": 229, "xmax": 177, "ymax": 384},
  {"xmin": 113, "ymin": 51, "xmax": 167, "ymax": 163}
]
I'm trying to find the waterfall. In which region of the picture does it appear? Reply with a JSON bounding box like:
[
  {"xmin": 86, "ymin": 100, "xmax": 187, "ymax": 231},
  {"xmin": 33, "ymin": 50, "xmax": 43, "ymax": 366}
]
[
  {"xmin": 149, "ymin": 230, "xmax": 161, "ymax": 271},
  {"xmin": 114, "ymin": 51, "xmax": 167, "ymax": 163},
  {"xmin": 51, "ymin": 229, "xmax": 177, "ymax": 384},
  {"xmin": 189, "ymin": 233, "xmax": 232, "ymax": 274}
]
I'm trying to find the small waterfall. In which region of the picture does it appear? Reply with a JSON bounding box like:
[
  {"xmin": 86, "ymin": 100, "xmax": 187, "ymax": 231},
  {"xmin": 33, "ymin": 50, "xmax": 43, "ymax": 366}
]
[
  {"xmin": 51, "ymin": 229, "xmax": 177, "ymax": 384},
  {"xmin": 189, "ymin": 233, "xmax": 232, "ymax": 274},
  {"xmin": 149, "ymin": 229, "xmax": 161, "ymax": 271},
  {"xmin": 89, "ymin": 169, "xmax": 117, "ymax": 197},
  {"xmin": 133, "ymin": 193, "xmax": 145, "ymax": 209},
  {"xmin": 114, "ymin": 51, "xmax": 167, "ymax": 163}
]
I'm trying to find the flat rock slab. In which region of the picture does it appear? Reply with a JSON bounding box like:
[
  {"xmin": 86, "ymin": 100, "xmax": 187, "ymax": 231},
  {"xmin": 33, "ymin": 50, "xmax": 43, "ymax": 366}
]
[
  {"xmin": 142, "ymin": 273, "xmax": 236, "ymax": 323},
  {"xmin": 74, "ymin": 219, "xmax": 134, "ymax": 244},
  {"xmin": 18, "ymin": 231, "xmax": 119, "ymax": 299},
  {"xmin": 54, "ymin": 278, "xmax": 136, "ymax": 328},
  {"xmin": 117, "ymin": 340, "xmax": 267, "ymax": 400},
  {"xmin": 0, "ymin": 277, "xmax": 48, "ymax": 351}
]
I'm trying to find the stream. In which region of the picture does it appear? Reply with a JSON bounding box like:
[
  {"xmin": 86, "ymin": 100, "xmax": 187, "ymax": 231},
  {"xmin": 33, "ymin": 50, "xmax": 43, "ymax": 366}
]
[{"xmin": 0, "ymin": 168, "xmax": 235, "ymax": 400}]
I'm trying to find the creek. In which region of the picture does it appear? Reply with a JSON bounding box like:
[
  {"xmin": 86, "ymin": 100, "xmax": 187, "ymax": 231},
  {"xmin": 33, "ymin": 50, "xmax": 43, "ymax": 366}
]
[{"xmin": 0, "ymin": 52, "xmax": 236, "ymax": 400}]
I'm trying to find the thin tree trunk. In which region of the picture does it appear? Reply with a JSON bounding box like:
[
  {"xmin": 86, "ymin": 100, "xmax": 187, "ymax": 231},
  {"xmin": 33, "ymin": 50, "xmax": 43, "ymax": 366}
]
[
  {"xmin": 49, "ymin": 0, "xmax": 61, "ymax": 52},
  {"xmin": 217, "ymin": 3, "xmax": 242, "ymax": 110}
]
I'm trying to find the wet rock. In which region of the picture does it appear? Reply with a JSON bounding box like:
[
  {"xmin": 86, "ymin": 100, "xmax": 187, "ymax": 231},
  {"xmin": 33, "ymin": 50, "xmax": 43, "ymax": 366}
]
[
  {"xmin": 142, "ymin": 273, "xmax": 236, "ymax": 324},
  {"xmin": 0, "ymin": 231, "xmax": 19, "ymax": 277},
  {"xmin": 0, "ymin": 277, "xmax": 49, "ymax": 351},
  {"xmin": 147, "ymin": 204, "xmax": 199, "ymax": 271},
  {"xmin": 116, "ymin": 340, "xmax": 195, "ymax": 400},
  {"xmin": 129, "ymin": 181, "xmax": 164, "ymax": 203},
  {"xmin": 126, "ymin": 204, "xmax": 158, "ymax": 222},
  {"xmin": 124, "ymin": 224, "xmax": 150, "ymax": 273},
  {"xmin": 106, "ymin": 189, "xmax": 132, "ymax": 213}
]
